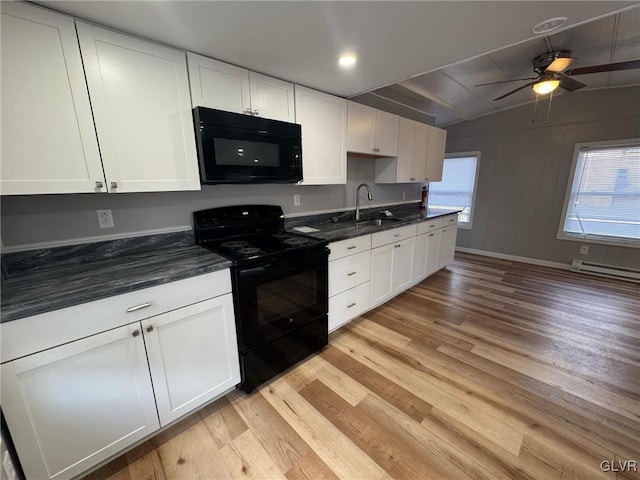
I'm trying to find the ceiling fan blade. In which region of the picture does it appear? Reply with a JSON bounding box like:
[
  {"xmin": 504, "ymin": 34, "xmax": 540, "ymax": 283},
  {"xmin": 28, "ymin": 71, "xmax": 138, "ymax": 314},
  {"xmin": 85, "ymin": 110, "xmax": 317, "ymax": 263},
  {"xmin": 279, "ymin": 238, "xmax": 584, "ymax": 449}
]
[
  {"xmin": 475, "ymin": 76, "xmax": 538, "ymax": 87},
  {"xmin": 545, "ymin": 56, "xmax": 576, "ymax": 73},
  {"xmin": 559, "ymin": 76, "xmax": 586, "ymax": 92},
  {"xmin": 565, "ymin": 59, "xmax": 640, "ymax": 76},
  {"xmin": 493, "ymin": 81, "xmax": 537, "ymax": 101}
]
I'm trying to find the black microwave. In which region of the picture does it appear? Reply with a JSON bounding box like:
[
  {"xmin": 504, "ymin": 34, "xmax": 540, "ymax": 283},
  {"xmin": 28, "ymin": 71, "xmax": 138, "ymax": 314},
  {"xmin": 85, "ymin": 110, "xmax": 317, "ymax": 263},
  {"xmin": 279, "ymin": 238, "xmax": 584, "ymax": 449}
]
[{"xmin": 193, "ymin": 107, "xmax": 303, "ymax": 184}]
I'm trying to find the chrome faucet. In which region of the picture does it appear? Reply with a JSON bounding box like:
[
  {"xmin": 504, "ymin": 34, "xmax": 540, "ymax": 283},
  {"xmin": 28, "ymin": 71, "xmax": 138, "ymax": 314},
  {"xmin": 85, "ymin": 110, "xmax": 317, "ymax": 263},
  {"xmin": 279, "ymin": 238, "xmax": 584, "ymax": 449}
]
[{"xmin": 355, "ymin": 183, "xmax": 373, "ymax": 221}]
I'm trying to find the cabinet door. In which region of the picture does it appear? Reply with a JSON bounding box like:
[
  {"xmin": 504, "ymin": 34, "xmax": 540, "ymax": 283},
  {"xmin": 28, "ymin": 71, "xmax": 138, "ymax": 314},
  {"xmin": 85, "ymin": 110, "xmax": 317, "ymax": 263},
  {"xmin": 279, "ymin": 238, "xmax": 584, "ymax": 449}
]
[
  {"xmin": 329, "ymin": 282, "xmax": 370, "ymax": 332},
  {"xmin": 438, "ymin": 225, "xmax": 458, "ymax": 268},
  {"xmin": 395, "ymin": 117, "xmax": 415, "ymax": 183},
  {"xmin": 392, "ymin": 237, "xmax": 416, "ymax": 293},
  {"xmin": 295, "ymin": 85, "xmax": 347, "ymax": 185},
  {"xmin": 413, "ymin": 233, "xmax": 429, "ymax": 282},
  {"xmin": 413, "ymin": 122, "xmax": 429, "ymax": 182},
  {"xmin": 329, "ymin": 250, "xmax": 371, "ymax": 297},
  {"xmin": 143, "ymin": 294, "xmax": 240, "ymax": 426},
  {"xmin": 1, "ymin": 324, "xmax": 158, "ymax": 480},
  {"xmin": 78, "ymin": 23, "xmax": 200, "ymax": 193},
  {"xmin": 426, "ymin": 126, "xmax": 447, "ymax": 182},
  {"xmin": 187, "ymin": 52, "xmax": 250, "ymax": 113},
  {"xmin": 249, "ymin": 72, "xmax": 295, "ymax": 122},
  {"xmin": 347, "ymin": 101, "xmax": 376, "ymax": 154},
  {"xmin": 375, "ymin": 110, "xmax": 400, "ymax": 157},
  {"xmin": 426, "ymin": 229, "xmax": 442, "ymax": 276},
  {"xmin": 0, "ymin": 2, "xmax": 104, "ymax": 195},
  {"xmin": 370, "ymin": 243, "xmax": 395, "ymax": 307}
]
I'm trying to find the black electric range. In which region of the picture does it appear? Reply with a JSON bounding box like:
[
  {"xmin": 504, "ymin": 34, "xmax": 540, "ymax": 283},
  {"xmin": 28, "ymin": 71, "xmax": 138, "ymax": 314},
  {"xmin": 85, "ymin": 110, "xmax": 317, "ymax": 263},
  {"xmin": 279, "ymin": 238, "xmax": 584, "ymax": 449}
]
[{"xmin": 194, "ymin": 205, "xmax": 329, "ymax": 393}]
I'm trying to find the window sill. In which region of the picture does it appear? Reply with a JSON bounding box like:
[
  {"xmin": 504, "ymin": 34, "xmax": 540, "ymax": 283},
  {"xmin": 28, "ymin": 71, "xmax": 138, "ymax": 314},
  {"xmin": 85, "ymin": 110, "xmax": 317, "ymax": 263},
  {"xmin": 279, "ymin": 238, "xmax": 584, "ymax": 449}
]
[{"xmin": 557, "ymin": 233, "xmax": 640, "ymax": 249}]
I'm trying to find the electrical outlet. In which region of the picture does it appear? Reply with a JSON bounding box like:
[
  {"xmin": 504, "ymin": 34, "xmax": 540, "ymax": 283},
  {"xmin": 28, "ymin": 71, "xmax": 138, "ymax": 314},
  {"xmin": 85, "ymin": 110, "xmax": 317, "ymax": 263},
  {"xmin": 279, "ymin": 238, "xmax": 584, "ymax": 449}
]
[
  {"xmin": 96, "ymin": 209, "xmax": 114, "ymax": 229},
  {"xmin": 293, "ymin": 194, "xmax": 301, "ymax": 206},
  {"xmin": 402, "ymin": 192, "xmax": 406, "ymax": 200},
  {"xmin": 579, "ymin": 245, "xmax": 589, "ymax": 255}
]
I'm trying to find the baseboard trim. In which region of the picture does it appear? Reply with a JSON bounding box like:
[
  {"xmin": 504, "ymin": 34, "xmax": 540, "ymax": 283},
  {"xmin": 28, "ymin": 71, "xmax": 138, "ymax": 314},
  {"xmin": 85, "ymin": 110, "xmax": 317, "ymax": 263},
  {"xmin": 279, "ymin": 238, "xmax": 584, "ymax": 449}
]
[{"xmin": 455, "ymin": 247, "xmax": 571, "ymax": 270}]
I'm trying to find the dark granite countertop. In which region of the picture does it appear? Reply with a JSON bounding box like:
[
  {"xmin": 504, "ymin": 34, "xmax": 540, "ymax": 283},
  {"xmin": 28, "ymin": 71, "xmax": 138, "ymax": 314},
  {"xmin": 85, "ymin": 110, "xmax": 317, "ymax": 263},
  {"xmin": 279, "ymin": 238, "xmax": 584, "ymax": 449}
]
[
  {"xmin": 1, "ymin": 231, "xmax": 231, "ymax": 323},
  {"xmin": 285, "ymin": 203, "xmax": 461, "ymax": 243}
]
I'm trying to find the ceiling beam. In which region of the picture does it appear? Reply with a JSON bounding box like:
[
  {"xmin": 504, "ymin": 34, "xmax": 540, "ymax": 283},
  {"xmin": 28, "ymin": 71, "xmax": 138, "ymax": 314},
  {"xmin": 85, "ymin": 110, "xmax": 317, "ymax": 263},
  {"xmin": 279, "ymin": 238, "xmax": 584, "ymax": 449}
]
[{"xmin": 398, "ymin": 81, "xmax": 477, "ymax": 121}]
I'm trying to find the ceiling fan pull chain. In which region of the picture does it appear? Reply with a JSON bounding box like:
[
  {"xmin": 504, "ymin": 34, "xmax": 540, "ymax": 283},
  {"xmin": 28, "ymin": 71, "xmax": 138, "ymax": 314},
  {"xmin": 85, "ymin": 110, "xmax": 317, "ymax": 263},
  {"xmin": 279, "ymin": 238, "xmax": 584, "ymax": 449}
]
[
  {"xmin": 532, "ymin": 93, "xmax": 539, "ymax": 123},
  {"xmin": 545, "ymin": 90, "xmax": 554, "ymax": 125}
]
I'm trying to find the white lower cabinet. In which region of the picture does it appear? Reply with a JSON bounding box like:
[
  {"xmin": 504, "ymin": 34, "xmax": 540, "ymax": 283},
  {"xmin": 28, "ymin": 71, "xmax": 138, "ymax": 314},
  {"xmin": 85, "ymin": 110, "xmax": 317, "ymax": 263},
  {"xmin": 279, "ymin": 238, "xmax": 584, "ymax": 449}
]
[
  {"xmin": 1, "ymin": 270, "xmax": 240, "ymax": 480},
  {"xmin": 1, "ymin": 324, "xmax": 159, "ymax": 480},
  {"xmin": 370, "ymin": 225, "xmax": 417, "ymax": 308},
  {"xmin": 329, "ymin": 282, "xmax": 370, "ymax": 332},
  {"xmin": 143, "ymin": 294, "xmax": 239, "ymax": 426},
  {"xmin": 439, "ymin": 221, "xmax": 458, "ymax": 268},
  {"xmin": 328, "ymin": 235, "xmax": 371, "ymax": 332}
]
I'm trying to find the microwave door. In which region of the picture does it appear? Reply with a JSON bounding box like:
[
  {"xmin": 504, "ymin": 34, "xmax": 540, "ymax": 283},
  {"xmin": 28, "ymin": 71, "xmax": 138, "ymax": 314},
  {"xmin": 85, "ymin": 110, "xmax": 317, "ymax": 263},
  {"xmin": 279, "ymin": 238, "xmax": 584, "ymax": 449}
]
[{"xmin": 198, "ymin": 124, "xmax": 301, "ymax": 184}]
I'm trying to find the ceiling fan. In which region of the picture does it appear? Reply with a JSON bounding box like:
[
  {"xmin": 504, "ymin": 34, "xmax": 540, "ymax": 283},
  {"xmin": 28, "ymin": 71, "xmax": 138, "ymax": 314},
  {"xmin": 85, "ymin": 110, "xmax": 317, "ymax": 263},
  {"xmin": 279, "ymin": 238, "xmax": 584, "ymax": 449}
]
[{"xmin": 476, "ymin": 50, "xmax": 640, "ymax": 101}]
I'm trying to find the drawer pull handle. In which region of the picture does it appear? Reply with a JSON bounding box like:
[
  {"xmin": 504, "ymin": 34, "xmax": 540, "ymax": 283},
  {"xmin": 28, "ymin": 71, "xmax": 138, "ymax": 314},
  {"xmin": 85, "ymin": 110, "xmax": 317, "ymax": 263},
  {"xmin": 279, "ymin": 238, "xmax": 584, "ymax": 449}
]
[
  {"xmin": 126, "ymin": 302, "xmax": 152, "ymax": 313},
  {"xmin": 347, "ymin": 303, "xmax": 356, "ymax": 308},
  {"xmin": 347, "ymin": 271, "xmax": 357, "ymax": 276},
  {"xmin": 428, "ymin": 233, "xmax": 434, "ymax": 237},
  {"xmin": 146, "ymin": 325, "xmax": 154, "ymax": 333},
  {"xmin": 347, "ymin": 246, "xmax": 357, "ymax": 250},
  {"xmin": 429, "ymin": 224, "xmax": 435, "ymax": 227},
  {"xmin": 449, "ymin": 219, "xmax": 455, "ymax": 223},
  {"xmin": 132, "ymin": 330, "xmax": 140, "ymax": 338},
  {"xmin": 394, "ymin": 234, "xmax": 401, "ymax": 237}
]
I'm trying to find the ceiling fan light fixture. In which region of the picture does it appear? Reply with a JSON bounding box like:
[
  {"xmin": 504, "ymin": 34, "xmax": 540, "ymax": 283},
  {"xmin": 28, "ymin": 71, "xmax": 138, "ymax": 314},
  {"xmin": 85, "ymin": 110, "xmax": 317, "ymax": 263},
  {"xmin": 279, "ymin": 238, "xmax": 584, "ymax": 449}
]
[
  {"xmin": 533, "ymin": 78, "xmax": 560, "ymax": 94},
  {"xmin": 532, "ymin": 16, "xmax": 568, "ymax": 34}
]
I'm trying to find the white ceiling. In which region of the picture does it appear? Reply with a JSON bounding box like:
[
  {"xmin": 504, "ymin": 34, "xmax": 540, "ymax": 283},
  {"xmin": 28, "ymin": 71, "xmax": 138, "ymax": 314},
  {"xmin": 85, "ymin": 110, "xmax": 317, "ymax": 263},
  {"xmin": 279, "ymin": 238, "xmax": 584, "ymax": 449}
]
[{"xmin": 35, "ymin": 1, "xmax": 640, "ymax": 126}]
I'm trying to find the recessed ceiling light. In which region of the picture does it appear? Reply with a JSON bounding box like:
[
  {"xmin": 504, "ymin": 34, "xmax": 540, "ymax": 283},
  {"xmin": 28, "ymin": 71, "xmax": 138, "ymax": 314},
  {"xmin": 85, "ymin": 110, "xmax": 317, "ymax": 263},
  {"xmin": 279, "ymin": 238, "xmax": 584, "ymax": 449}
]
[
  {"xmin": 532, "ymin": 17, "xmax": 568, "ymax": 34},
  {"xmin": 338, "ymin": 55, "xmax": 357, "ymax": 68}
]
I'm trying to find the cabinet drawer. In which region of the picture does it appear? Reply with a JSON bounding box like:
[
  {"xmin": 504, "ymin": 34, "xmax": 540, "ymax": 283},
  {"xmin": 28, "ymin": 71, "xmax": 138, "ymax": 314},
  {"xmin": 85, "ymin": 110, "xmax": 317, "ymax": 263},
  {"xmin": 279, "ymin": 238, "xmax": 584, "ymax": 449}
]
[
  {"xmin": 417, "ymin": 217, "xmax": 444, "ymax": 235},
  {"xmin": 329, "ymin": 234, "xmax": 371, "ymax": 261},
  {"xmin": 1, "ymin": 269, "xmax": 232, "ymax": 363},
  {"xmin": 442, "ymin": 213, "xmax": 459, "ymax": 226},
  {"xmin": 329, "ymin": 250, "xmax": 370, "ymax": 297},
  {"xmin": 328, "ymin": 282, "xmax": 370, "ymax": 332},
  {"xmin": 371, "ymin": 224, "xmax": 417, "ymax": 249}
]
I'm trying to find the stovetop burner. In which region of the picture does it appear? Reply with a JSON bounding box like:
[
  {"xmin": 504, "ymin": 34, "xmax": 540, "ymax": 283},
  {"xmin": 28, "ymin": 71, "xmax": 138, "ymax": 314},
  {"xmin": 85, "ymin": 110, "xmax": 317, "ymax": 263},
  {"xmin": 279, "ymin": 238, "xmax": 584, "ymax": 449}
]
[
  {"xmin": 237, "ymin": 247, "xmax": 263, "ymax": 256},
  {"xmin": 220, "ymin": 240, "xmax": 250, "ymax": 249},
  {"xmin": 283, "ymin": 237, "xmax": 311, "ymax": 246}
]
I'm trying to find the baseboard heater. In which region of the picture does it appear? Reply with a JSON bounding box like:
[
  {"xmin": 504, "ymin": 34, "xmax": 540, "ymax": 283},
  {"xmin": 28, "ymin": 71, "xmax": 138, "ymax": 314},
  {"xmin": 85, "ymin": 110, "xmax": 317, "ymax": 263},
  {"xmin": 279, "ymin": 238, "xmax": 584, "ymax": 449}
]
[{"xmin": 571, "ymin": 260, "xmax": 640, "ymax": 282}]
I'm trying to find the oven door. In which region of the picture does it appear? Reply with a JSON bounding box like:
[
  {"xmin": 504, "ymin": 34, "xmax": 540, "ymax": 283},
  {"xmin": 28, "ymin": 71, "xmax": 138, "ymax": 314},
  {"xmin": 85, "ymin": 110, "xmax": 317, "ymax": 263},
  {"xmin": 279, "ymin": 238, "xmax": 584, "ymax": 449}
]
[{"xmin": 233, "ymin": 248, "xmax": 328, "ymax": 353}]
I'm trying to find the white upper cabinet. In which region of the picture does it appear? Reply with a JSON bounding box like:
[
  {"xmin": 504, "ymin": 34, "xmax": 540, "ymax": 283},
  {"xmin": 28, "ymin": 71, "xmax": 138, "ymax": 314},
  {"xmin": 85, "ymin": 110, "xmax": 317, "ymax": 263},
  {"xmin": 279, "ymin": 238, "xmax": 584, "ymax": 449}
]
[
  {"xmin": 187, "ymin": 53, "xmax": 295, "ymax": 122},
  {"xmin": 249, "ymin": 72, "xmax": 296, "ymax": 122},
  {"xmin": 347, "ymin": 101, "xmax": 399, "ymax": 156},
  {"xmin": 375, "ymin": 118, "xmax": 429, "ymax": 184},
  {"xmin": 375, "ymin": 120, "xmax": 446, "ymax": 184},
  {"xmin": 425, "ymin": 125, "xmax": 447, "ymax": 182},
  {"xmin": 77, "ymin": 22, "xmax": 200, "ymax": 193},
  {"xmin": 0, "ymin": 2, "xmax": 105, "ymax": 195},
  {"xmin": 295, "ymin": 85, "xmax": 347, "ymax": 185}
]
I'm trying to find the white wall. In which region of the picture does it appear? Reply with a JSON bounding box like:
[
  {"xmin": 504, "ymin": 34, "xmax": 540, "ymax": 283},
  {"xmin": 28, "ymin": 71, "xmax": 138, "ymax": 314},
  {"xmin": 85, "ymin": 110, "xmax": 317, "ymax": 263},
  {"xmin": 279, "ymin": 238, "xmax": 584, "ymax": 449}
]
[
  {"xmin": 0, "ymin": 157, "xmax": 424, "ymax": 249},
  {"xmin": 446, "ymin": 85, "xmax": 640, "ymax": 269}
]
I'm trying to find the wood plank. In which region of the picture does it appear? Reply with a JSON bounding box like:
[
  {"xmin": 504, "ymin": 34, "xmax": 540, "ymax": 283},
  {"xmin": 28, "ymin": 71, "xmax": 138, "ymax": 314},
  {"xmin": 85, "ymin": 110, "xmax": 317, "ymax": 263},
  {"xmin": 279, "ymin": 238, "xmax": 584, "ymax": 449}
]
[{"xmin": 260, "ymin": 377, "xmax": 387, "ymax": 480}]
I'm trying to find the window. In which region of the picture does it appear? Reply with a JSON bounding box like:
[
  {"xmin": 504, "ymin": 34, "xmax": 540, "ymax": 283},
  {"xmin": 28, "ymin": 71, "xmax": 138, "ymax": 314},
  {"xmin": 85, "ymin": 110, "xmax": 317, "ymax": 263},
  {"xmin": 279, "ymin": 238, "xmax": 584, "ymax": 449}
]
[
  {"xmin": 558, "ymin": 139, "xmax": 640, "ymax": 246},
  {"xmin": 428, "ymin": 152, "xmax": 480, "ymax": 228}
]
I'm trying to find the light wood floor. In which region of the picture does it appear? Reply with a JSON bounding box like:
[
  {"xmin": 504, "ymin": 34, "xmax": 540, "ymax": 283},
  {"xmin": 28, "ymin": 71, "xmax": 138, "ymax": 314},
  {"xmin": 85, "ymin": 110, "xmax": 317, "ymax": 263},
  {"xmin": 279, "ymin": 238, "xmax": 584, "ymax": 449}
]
[{"xmin": 86, "ymin": 253, "xmax": 640, "ymax": 480}]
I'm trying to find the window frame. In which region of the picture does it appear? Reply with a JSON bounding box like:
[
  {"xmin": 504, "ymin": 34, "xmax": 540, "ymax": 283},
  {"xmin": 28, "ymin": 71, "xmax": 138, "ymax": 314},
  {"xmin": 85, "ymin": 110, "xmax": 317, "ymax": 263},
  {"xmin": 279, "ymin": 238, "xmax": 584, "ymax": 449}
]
[
  {"xmin": 429, "ymin": 151, "xmax": 481, "ymax": 230},
  {"xmin": 556, "ymin": 138, "xmax": 640, "ymax": 248}
]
